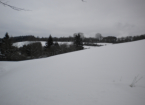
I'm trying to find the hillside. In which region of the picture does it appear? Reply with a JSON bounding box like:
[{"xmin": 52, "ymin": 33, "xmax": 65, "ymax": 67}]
[{"xmin": 0, "ymin": 40, "xmax": 145, "ymax": 105}]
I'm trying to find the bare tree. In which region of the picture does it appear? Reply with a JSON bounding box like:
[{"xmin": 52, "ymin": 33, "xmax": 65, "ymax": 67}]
[
  {"xmin": 95, "ymin": 33, "xmax": 103, "ymax": 41},
  {"xmin": 0, "ymin": 0, "xmax": 29, "ymax": 11}
]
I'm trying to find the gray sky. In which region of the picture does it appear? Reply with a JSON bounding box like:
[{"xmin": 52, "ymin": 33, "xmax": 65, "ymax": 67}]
[{"xmin": 0, "ymin": 0, "xmax": 145, "ymax": 38}]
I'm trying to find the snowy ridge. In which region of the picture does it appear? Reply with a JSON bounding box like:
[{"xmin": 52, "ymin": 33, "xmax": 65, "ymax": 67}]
[{"xmin": 0, "ymin": 40, "xmax": 145, "ymax": 105}]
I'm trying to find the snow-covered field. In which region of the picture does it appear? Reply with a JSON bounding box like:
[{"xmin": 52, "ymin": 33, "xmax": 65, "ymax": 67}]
[
  {"xmin": 13, "ymin": 41, "xmax": 73, "ymax": 48},
  {"xmin": 1, "ymin": 40, "xmax": 145, "ymax": 105},
  {"xmin": 13, "ymin": 41, "xmax": 39, "ymax": 48},
  {"xmin": 13, "ymin": 41, "xmax": 111, "ymax": 48}
]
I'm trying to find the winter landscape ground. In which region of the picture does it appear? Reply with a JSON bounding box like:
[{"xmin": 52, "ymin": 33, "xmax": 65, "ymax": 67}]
[{"xmin": 0, "ymin": 40, "xmax": 145, "ymax": 105}]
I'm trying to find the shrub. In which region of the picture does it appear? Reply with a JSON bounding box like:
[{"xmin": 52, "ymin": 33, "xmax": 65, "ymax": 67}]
[{"xmin": 20, "ymin": 42, "xmax": 42, "ymax": 58}]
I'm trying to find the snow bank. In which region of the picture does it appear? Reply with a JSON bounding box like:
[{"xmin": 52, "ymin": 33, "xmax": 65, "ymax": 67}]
[{"xmin": 1, "ymin": 40, "xmax": 145, "ymax": 105}]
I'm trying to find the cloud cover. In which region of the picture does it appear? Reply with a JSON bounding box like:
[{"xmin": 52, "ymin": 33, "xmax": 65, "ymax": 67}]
[{"xmin": 0, "ymin": 0, "xmax": 145, "ymax": 38}]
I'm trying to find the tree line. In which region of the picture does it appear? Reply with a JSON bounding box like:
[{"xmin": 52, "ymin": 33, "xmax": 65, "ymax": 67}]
[
  {"xmin": 10, "ymin": 33, "xmax": 145, "ymax": 44},
  {"xmin": 0, "ymin": 33, "xmax": 83, "ymax": 61}
]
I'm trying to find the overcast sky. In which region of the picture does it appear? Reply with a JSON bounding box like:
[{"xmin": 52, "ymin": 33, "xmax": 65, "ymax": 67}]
[{"xmin": 0, "ymin": 0, "xmax": 145, "ymax": 38}]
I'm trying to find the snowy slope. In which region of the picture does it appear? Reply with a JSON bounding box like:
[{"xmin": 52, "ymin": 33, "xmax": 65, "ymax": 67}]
[{"xmin": 0, "ymin": 40, "xmax": 145, "ymax": 105}]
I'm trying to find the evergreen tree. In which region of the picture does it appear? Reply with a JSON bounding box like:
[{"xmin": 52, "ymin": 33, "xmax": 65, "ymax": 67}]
[
  {"xmin": 0, "ymin": 32, "xmax": 14, "ymax": 60},
  {"xmin": 73, "ymin": 33, "xmax": 83, "ymax": 47},
  {"xmin": 1, "ymin": 32, "xmax": 12, "ymax": 54},
  {"xmin": 4, "ymin": 32, "xmax": 9, "ymax": 39},
  {"xmin": 45, "ymin": 35, "xmax": 53, "ymax": 48}
]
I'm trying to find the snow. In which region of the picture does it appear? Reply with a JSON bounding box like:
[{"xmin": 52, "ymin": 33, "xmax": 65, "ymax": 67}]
[
  {"xmin": 13, "ymin": 41, "xmax": 73, "ymax": 48},
  {"xmin": 1, "ymin": 40, "xmax": 145, "ymax": 105},
  {"xmin": 13, "ymin": 41, "xmax": 38, "ymax": 48},
  {"xmin": 13, "ymin": 41, "xmax": 111, "ymax": 48}
]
